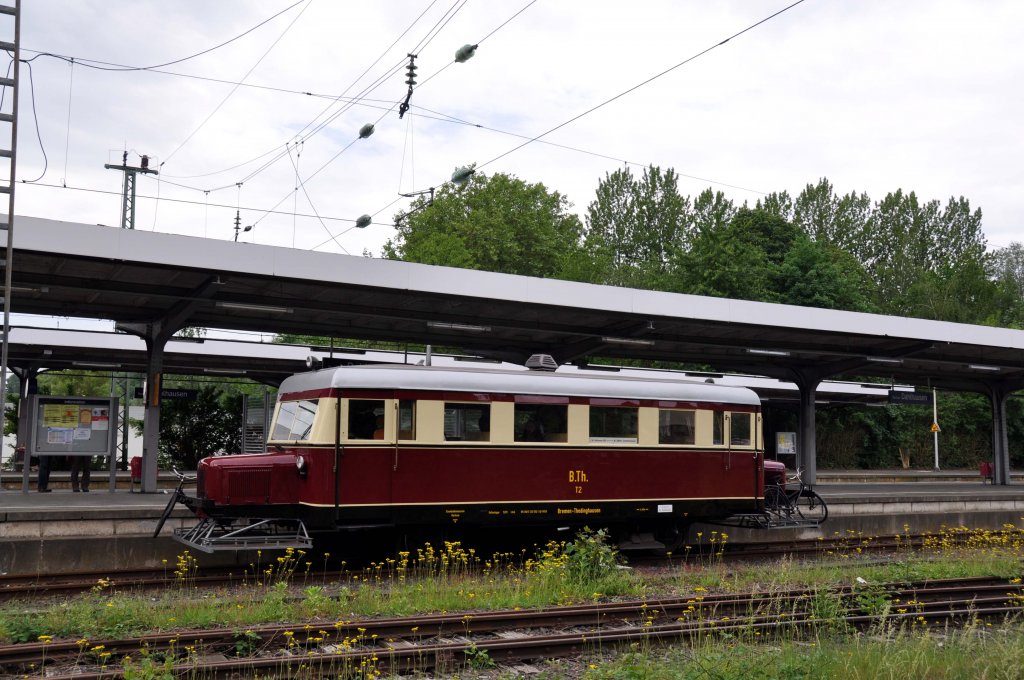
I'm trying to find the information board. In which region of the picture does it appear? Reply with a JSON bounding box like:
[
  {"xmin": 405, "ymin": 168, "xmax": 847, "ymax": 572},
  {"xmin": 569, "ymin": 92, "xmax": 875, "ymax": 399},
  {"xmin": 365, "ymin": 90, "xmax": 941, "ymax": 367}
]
[
  {"xmin": 775, "ymin": 432, "xmax": 797, "ymax": 455},
  {"xmin": 30, "ymin": 396, "xmax": 118, "ymax": 455}
]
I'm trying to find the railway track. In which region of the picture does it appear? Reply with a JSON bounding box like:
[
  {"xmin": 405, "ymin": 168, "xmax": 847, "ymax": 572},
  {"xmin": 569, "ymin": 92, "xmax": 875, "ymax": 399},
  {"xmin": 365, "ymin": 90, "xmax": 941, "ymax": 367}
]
[
  {"xmin": 3, "ymin": 576, "xmax": 1021, "ymax": 678},
  {"xmin": 0, "ymin": 533, "xmax": 933, "ymax": 602}
]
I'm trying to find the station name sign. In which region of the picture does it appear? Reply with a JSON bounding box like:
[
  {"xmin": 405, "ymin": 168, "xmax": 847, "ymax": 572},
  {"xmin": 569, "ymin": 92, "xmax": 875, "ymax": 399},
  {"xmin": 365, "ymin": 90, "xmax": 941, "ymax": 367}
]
[
  {"xmin": 888, "ymin": 390, "xmax": 932, "ymax": 406},
  {"xmin": 133, "ymin": 387, "xmax": 199, "ymax": 400}
]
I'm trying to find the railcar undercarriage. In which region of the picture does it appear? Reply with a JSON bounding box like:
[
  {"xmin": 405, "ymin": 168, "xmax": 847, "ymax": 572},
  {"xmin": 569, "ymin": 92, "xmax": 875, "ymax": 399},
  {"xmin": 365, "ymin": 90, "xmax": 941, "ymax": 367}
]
[
  {"xmin": 173, "ymin": 517, "xmax": 313, "ymax": 553},
  {"xmin": 720, "ymin": 512, "xmax": 826, "ymax": 530}
]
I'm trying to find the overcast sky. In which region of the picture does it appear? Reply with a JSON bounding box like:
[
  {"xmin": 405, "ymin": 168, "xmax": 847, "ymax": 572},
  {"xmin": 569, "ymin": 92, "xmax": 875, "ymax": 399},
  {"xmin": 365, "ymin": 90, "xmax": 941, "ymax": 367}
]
[{"xmin": 9, "ymin": 0, "xmax": 1023, "ymax": 264}]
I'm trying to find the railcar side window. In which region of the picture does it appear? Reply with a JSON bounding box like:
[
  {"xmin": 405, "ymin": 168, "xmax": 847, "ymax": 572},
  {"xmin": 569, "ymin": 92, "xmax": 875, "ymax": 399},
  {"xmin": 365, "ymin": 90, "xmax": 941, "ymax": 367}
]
[
  {"xmin": 589, "ymin": 406, "xmax": 638, "ymax": 443},
  {"xmin": 712, "ymin": 411, "xmax": 724, "ymax": 446},
  {"xmin": 658, "ymin": 409, "xmax": 695, "ymax": 445},
  {"xmin": 514, "ymin": 404, "xmax": 568, "ymax": 442},
  {"xmin": 444, "ymin": 403, "xmax": 490, "ymax": 441},
  {"xmin": 398, "ymin": 399, "xmax": 416, "ymax": 440},
  {"xmin": 730, "ymin": 412, "xmax": 752, "ymax": 446},
  {"xmin": 272, "ymin": 399, "xmax": 318, "ymax": 441},
  {"xmin": 348, "ymin": 399, "xmax": 385, "ymax": 440}
]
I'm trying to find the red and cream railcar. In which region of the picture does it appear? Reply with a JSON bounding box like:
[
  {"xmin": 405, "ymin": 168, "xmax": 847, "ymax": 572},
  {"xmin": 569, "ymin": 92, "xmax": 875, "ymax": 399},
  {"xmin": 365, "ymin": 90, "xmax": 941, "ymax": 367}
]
[{"xmin": 173, "ymin": 363, "xmax": 766, "ymax": 552}]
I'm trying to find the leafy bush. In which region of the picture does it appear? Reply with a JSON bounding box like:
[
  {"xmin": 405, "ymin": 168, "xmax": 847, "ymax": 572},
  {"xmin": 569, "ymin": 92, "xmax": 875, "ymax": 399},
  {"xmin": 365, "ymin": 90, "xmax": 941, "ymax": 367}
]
[{"xmin": 565, "ymin": 527, "xmax": 622, "ymax": 585}]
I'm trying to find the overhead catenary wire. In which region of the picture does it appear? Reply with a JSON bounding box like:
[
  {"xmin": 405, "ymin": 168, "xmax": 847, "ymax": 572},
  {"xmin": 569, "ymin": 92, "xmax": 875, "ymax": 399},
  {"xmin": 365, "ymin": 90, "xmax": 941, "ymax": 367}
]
[
  {"xmin": 198, "ymin": 0, "xmax": 470, "ymax": 196},
  {"xmin": 285, "ymin": 141, "xmax": 349, "ymax": 254},
  {"xmin": 21, "ymin": 1, "xmax": 307, "ymax": 73},
  {"xmin": 61, "ymin": 57, "xmax": 74, "ymax": 186},
  {"xmin": 160, "ymin": 0, "xmax": 314, "ymax": 168},
  {"xmin": 475, "ymin": 0, "xmax": 808, "ymax": 173},
  {"xmin": 192, "ymin": 57, "xmax": 408, "ymax": 193},
  {"xmin": 241, "ymin": 0, "xmax": 541, "ymax": 241},
  {"xmin": 19, "ymin": 3, "xmax": 784, "ymax": 256},
  {"xmin": 315, "ymin": 0, "xmax": 797, "ymax": 247},
  {"xmin": 412, "ymin": 104, "xmax": 767, "ymax": 195},
  {"xmin": 164, "ymin": 0, "xmax": 440, "ymax": 181},
  {"xmin": 150, "ymin": 96, "xmax": 767, "ymax": 200},
  {"xmin": 22, "ymin": 180, "xmax": 376, "ymax": 228},
  {"xmin": 244, "ymin": 105, "xmax": 397, "ymax": 234},
  {"xmin": 11, "ymin": 0, "xmax": 535, "ymax": 206},
  {"xmin": 20, "ymin": 60, "xmax": 48, "ymax": 183},
  {"xmin": 415, "ymin": 0, "xmax": 537, "ymax": 91}
]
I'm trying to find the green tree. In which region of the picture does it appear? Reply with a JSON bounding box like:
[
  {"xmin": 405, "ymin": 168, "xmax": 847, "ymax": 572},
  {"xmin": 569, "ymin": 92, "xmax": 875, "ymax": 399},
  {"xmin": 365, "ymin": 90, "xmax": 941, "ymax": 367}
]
[
  {"xmin": 755, "ymin": 190, "xmax": 793, "ymax": 222},
  {"xmin": 582, "ymin": 166, "xmax": 693, "ymax": 289},
  {"xmin": 691, "ymin": 188, "xmax": 736, "ymax": 236},
  {"xmin": 673, "ymin": 208, "xmax": 790, "ymax": 301},
  {"xmin": 792, "ymin": 178, "xmax": 872, "ymax": 258},
  {"xmin": 859, "ymin": 191, "xmax": 992, "ymax": 318},
  {"xmin": 382, "ymin": 172, "xmax": 583, "ymax": 278},
  {"xmin": 992, "ymin": 242, "xmax": 1024, "ymax": 327},
  {"xmin": 776, "ymin": 238, "xmax": 877, "ymax": 312}
]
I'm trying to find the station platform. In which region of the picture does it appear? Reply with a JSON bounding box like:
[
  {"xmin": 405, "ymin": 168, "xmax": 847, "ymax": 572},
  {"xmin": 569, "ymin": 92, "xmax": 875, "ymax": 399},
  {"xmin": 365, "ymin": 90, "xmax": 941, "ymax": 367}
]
[{"xmin": 1, "ymin": 470, "xmax": 1023, "ymax": 575}]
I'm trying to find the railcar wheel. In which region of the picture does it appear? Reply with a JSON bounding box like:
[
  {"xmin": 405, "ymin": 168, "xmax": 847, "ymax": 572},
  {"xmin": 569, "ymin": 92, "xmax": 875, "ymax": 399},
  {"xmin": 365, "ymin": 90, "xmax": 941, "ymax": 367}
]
[
  {"xmin": 795, "ymin": 489, "xmax": 828, "ymax": 524},
  {"xmin": 654, "ymin": 524, "xmax": 687, "ymax": 553}
]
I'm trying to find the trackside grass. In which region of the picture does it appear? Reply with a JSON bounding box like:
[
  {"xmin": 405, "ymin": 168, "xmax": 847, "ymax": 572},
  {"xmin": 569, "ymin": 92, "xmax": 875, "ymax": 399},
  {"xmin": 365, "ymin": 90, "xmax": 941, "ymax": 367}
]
[{"xmin": 1, "ymin": 523, "xmax": 1023, "ymax": 678}]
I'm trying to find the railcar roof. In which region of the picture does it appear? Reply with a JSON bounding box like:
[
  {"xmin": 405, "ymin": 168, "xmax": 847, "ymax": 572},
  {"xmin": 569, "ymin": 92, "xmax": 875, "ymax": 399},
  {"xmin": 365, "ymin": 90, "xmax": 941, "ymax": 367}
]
[{"xmin": 279, "ymin": 363, "xmax": 760, "ymax": 406}]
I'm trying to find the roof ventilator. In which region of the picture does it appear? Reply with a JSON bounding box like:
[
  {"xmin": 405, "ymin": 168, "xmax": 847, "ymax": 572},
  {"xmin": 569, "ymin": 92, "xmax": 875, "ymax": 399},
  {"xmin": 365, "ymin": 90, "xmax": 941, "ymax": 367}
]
[{"xmin": 525, "ymin": 354, "xmax": 559, "ymax": 371}]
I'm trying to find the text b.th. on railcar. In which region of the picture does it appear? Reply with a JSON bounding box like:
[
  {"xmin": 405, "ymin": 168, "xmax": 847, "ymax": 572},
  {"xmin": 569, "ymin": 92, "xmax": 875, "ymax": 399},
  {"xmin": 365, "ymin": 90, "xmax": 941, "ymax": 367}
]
[{"xmin": 167, "ymin": 358, "xmax": 769, "ymax": 553}]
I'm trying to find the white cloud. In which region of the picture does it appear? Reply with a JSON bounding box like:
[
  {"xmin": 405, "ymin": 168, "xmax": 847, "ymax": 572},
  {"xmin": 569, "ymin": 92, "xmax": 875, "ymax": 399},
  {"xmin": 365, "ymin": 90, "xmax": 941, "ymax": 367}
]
[{"xmin": 9, "ymin": 0, "xmax": 1022, "ymax": 259}]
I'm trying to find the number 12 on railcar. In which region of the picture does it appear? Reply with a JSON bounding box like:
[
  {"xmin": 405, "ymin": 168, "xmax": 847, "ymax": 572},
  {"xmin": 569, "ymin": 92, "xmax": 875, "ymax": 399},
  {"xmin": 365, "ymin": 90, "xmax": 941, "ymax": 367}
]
[{"xmin": 168, "ymin": 358, "xmax": 767, "ymax": 553}]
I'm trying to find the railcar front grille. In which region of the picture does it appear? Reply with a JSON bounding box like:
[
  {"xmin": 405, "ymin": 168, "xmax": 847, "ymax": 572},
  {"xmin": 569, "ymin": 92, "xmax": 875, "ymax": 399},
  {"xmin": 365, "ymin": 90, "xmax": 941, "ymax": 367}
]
[{"xmin": 226, "ymin": 467, "xmax": 273, "ymax": 502}]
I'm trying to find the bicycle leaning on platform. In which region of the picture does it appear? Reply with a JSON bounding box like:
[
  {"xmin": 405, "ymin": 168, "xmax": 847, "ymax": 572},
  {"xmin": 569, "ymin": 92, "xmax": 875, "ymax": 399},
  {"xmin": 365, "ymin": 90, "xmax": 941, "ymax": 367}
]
[{"xmin": 764, "ymin": 466, "xmax": 828, "ymax": 525}]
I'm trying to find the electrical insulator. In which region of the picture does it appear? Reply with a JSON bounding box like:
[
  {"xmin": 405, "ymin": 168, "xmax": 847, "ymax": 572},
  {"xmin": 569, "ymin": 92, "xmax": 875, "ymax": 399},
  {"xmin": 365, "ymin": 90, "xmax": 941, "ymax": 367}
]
[
  {"xmin": 398, "ymin": 54, "xmax": 419, "ymax": 119},
  {"xmin": 359, "ymin": 123, "xmax": 375, "ymax": 139},
  {"xmin": 451, "ymin": 166, "xmax": 475, "ymax": 186},
  {"xmin": 455, "ymin": 44, "xmax": 477, "ymax": 63},
  {"xmin": 405, "ymin": 62, "xmax": 418, "ymax": 87},
  {"xmin": 355, "ymin": 214, "xmax": 372, "ymax": 229}
]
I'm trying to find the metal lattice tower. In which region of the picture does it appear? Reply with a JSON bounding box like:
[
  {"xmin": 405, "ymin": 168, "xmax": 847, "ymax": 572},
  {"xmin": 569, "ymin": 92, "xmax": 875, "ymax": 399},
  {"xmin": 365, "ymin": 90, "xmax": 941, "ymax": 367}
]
[
  {"xmin": 109, "ymin": 372, "xmax": 132, "ymax": 470},
  {"xmin": 104, "ymin": 152, "xmax": 158, "ymax": 230},
  {"xmin": 0, "ymin": 1, "xmax": 21, "ymax": 489}
]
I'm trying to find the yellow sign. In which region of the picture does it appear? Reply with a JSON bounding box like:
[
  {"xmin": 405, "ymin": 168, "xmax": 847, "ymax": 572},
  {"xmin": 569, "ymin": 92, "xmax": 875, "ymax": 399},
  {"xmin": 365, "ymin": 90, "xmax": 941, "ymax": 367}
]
[{"xmin": 930, "ymin": 422, "xmax": 941, "ymax": 433}]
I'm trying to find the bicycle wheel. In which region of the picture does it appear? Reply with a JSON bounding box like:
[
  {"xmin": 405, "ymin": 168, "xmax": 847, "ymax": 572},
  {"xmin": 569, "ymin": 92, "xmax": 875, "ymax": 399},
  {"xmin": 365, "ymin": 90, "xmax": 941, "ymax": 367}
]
[
  {"xmin": 794, "ymin": 489, "xmax": 828, "ymax": 524},
  {"xmin": 153, "ymin": 489, "xmax": 182, "ymax": 538},
  {"xmin": 764, "ymin": 485, "xmax": 791, "ymax": 520}
]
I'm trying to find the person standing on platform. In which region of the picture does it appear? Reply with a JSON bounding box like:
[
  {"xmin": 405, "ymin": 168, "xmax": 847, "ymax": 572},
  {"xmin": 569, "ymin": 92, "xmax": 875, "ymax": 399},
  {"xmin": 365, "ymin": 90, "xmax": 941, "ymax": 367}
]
[
  {"xmin": 70, "ymin": 456, "xmax": 91, "ymax": 492},
  {"xmin": 37, "ymin": 454, "xmax": 52, "ymax": 492}
]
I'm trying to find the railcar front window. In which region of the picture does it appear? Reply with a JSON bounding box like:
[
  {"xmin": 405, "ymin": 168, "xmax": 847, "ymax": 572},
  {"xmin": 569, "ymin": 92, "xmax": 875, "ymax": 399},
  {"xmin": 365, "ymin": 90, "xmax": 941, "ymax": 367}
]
[
  {"xmin": 589, "ymin": 406, "xmax": 638, "ymax": 443},
  {"xmin": 514, "ymin": 404, "xmax": 568, "ymax": 442},
  {"xmin": 659, "ymin": 409, "xmax": 695, "ymax": 445},
  {"xmin": 348, "ymin": 399, "xmax": 385, "ymax": 440},
  {"xmin": 272, "ymin": 399, "xmax": 318, "ymax": 441},
  {"xmin": 444, "ymin": 403, "xmax": 490, "ymax": 441},
  {"xmin": 731, "ymin": 412, "xmax": 752, "ymax": 446}
]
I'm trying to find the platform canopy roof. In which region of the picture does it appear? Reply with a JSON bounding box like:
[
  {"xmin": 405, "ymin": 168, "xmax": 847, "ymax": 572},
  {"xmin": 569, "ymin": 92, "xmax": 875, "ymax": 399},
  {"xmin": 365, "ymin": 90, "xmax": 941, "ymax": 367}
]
[
  {"xmin": 4, "ymin": 326, "xmax": 909, "ymax": 406},
  {"xmin": 5, "ymin": 216, "xmax": 1024, "ymax": 394}
]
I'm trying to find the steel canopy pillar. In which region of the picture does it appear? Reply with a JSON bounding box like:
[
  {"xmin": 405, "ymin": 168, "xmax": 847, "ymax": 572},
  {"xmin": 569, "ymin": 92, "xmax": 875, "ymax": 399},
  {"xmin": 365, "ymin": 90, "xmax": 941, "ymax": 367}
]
[
  {"xmin": 117, "ymin": 276, "xmax": 222, "ymax": 493},
  {"xmin": 8, "ymin": 365, "xmax": 36, "ymax": 493},
  {"xmin": 792, "ymin": 369, "xmax": 822, "ymax": 486},
  {"xmin": 988, "ymin": 384, "xmax": 1013, "ymax": 486},
  {"xmin": 141, "ymin": 335, "xmax": 166, "ymax": 493},
  {"xmin": 117, "ymin": 322, "xmax": 173, "ymax": 494}
]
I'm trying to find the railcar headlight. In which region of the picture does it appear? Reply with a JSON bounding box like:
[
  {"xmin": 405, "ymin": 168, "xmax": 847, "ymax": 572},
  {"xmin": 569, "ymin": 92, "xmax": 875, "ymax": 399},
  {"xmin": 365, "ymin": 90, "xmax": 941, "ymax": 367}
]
[{"xmin": 295, "ymin": 455, "xmax": 308, "ymax": 479}]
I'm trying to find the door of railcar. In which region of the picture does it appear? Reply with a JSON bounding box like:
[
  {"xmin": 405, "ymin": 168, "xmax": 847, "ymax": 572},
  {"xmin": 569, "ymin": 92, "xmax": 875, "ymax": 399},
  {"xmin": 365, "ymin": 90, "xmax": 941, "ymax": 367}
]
[
  {"xmin": 335, "ymin": 394, "xmax": 395, "ymax": 525},
  {"xmin": 722, "ymin": 408, "xmax": 762, "ymax": 501}
]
